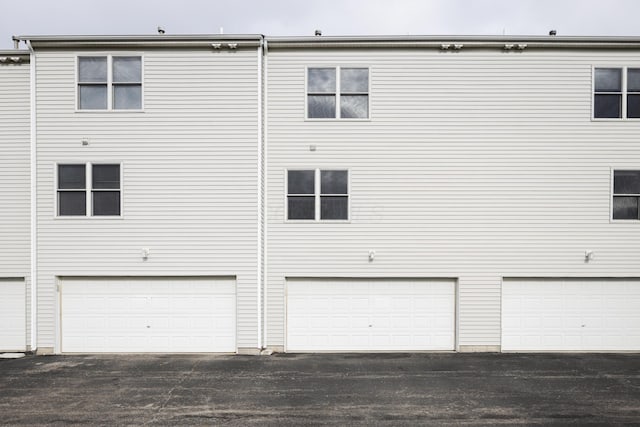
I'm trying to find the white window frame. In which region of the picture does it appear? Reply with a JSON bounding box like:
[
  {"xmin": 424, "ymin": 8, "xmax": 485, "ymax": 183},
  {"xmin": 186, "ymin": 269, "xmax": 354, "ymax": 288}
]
[
  {"xmin": 305, "ymin": 66, "xmax": 370, "ymax": 121},
  {"xmin": 55, "ymin": 162, "xmax": 123, "ymax": 219},
  {"xmin": 611, "ymin": 168, "xmax": 640, "ymax": 221},
  {"xmin": 592, "ymin": 66, "xmax": 640, "ymax": 120},
  {"xmin": 76, "ymin": 54, "xmax": 144, "ymax": 112},
  {"xmin": 285, "ymin": 168, "xmax": 350, "ymax": 222}
]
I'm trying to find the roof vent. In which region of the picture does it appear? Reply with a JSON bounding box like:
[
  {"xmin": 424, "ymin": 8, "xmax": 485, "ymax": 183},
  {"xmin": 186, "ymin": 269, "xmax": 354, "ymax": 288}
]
[
  {"xmin": 549, "ymin": 30, "xmax": 557, "ymax": 36},
  {"xmin": 157, "ymin": 26, "xmax": 165, "ymax": 35},
  {"xmin": 315, "ymin": 29, "xmax": 322, "ymax": 36}
]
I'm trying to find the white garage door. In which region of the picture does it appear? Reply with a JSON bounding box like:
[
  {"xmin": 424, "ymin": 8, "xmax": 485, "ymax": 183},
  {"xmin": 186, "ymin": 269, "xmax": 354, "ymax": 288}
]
[
  {"xmin": 60, "ymin": 277, "xmax": 235, "ymax": 353},
  {"xmin": 502, "ymin": 279, "xmax": 640, "ymax": 351},
  {"xmin": 0, "ymin": 278, "xmax": 26, "ymax": 351},
  {"xmin": 287, "ymin": 278, "xmax": 455, "ymax": 351}
]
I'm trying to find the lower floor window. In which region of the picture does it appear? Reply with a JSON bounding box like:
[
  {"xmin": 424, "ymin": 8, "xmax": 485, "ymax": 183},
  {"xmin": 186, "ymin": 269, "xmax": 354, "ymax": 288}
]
[
  {"xmin": 613, "ymin": 170, "xmax": 640, "ymax": 220},
  {"xmin": 57, "ymin": 163, "xmax": 121, "ymax": 217},
  {"xmin": 287, "ymin": 169, "xmax": 349, "ymax": 221}
]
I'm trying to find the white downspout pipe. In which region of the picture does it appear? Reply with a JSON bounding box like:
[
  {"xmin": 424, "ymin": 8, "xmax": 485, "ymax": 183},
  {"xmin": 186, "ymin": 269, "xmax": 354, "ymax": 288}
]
[
  {"xmin": 262, "ymin": 37, "xmax": 269, "ymax": 351},
  {"xmin": 257, "ymin": 37, "xmax": 263, "ymax": 351},
  {"xmin": 27, "ymin": 39, "xmax": 37, "ymax": 353}
]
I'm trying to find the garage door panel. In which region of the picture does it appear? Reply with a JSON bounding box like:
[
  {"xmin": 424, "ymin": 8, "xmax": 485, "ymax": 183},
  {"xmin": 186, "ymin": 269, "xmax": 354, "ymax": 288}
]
[
  {"xmin": 503, "ymin": 279, "xmax": 640, "ymax": 351},
  {"xmin": 287, "ymin": 279, "xmax": 455, "ymax": 351},
  {"xmin": 61, "ymin": 277, "xmax": 235, "ymax": 353},
  {"xmin": 0, "ymin": 279, "xmax": 26, "ymax": 351}
]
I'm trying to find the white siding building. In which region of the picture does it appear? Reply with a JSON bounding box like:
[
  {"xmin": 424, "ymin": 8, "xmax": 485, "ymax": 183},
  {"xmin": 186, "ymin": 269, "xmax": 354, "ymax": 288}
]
[
  {"xmin": 1, "ymin": 34, "xmax": 639, "ymax": 353},
  {"xmin": 264, "ymin": 36, "xmax": 640, "ymax": 353},
  {"xmin": 5, "ymin": 35, "xmax": 263, "ymax": 354}
]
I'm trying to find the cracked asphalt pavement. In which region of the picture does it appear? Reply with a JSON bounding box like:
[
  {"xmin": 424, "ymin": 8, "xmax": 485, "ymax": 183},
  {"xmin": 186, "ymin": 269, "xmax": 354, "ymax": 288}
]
[{"xmin": 0, "ymin": 353, "xmax": 639, "ymax": 425}]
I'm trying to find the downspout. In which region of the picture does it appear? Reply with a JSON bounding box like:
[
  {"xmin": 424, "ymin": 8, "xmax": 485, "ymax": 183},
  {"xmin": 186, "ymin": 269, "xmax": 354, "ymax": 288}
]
[
  {"xmin": 262, "ymin": 37, "xmax": 269, "ymax": 351},
  {"xmin": 257, "ymin": 36, "xmax": 264, "ymax": 351},
  {"xmin": 26, "ymin": 39, "xmax": 37, "ymax": 353}
]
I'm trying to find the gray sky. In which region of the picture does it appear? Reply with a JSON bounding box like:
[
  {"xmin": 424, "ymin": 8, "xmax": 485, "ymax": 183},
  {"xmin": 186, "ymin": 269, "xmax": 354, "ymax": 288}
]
[{"xmin": 1, "ymin": 0, "xmax": 640, "ymax": 49}]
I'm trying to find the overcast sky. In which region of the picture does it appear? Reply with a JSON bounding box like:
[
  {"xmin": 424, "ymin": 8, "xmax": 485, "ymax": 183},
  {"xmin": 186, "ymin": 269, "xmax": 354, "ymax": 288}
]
[{"xmin": 1, "ymin": 0, "xmax": 639, "ymax": 49}]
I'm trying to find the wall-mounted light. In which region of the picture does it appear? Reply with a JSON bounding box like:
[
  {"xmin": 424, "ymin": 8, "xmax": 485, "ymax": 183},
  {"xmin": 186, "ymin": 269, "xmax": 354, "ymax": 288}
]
[
  {"xmin": 227, "ymin": 43, "xmax": 238, "ymax": 49},
  {"xmin": 211, "ymin": 43, "xmax": 221, "ymax": 49},
  {"xmin": 584, "ymin": 250, "xmax": 594, "ymax": 262},
  {"xmin": 368, "ymin": 250, "xmax": 376, "ymax": 262},
  {"xmin": 141, "ymin": 248, "xmax": 150, "ymax": 261},
  {"xmin": 81, "ymin": 137, "xmax": 89, "ymax": 146}
]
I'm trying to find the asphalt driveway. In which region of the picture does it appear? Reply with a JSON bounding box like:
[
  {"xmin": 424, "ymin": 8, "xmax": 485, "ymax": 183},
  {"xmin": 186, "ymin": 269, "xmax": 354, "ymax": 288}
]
[{"xmin": 0, "ymin": 353, "xmax": 639, "ymax": 425}]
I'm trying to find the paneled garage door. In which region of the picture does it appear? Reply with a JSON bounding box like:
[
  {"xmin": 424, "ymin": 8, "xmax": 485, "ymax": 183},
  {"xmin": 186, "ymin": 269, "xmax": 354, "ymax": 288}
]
[
  {"xmin": 60, "ymin": 277, "xmax": 235, "ymax": 353},
  {"xmin": 502, "ymin": 279, "xmax": 640, "ymax": 351},
  {"xmin": 0, "ymin": 278, "xmax": 26, "ymax": 351},
  {"xmin": 287, "ymin": 278, "xmax": 455, "ymax": 351}
]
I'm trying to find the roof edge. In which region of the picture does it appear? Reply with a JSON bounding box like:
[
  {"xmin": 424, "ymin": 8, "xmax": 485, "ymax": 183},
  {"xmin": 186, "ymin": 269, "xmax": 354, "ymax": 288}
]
[
  {"xmin": 0, "ymin": 50, "xmax": 30, "ymax": 55},
  {"xmin": 12, "ymin": 34, "xmax": 640, "ymax": 50},
  {"xmin": 13, "ymin": 34, "xmax": 263, "ymax": 48},
  {"xmin": 0, "ymin": 50, "xmax": 30, "ymax": 63},
  {"xmin": 265, "ymin": 35, "xmax": 640, "ymax": 49}
]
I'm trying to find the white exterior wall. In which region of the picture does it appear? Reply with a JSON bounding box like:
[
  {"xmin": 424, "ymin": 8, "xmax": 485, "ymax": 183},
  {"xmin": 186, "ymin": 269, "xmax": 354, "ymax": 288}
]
[
  {"xmin": 265, "ymin": 47, "xmax": 640, "ymax": 348},
  {"xmin": 0, "ymin": 58, "xmax": 31, "ymax": 347},
  {"xmin": 458, "ymin": 277, "xmax": 501, "ymax": 349},
  {"xmin": 35, "ymin": 47, "xmax": 259, "ymax": 351}
]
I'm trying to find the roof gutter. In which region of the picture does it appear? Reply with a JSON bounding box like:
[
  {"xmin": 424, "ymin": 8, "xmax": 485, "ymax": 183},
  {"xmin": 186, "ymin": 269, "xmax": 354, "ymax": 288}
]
[
  {"xmin": 266, "ymin": 35, "xmax": 640, "ymax": 49},
  {"xmin": 13, "ymin": 35, "xmax": 262, "ymax": 49}
]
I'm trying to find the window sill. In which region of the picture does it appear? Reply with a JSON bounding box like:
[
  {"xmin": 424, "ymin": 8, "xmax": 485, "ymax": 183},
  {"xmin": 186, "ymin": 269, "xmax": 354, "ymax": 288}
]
[
  {"xmin": 284, "ymin": 219, "xmax": 352, "ymax": 224},
  {"xmin": 54, "ymin": 216, "xmax": 124, "ymax": 220},
  {"xmin": 305, "ymin": 118, "xmax": 371, "ymax": 122},
  {"xmin": 75, "ymin": 109, "xmax": 145, "ymax": 114},
  {"xmin": 591, "ymin": 117, "xmax": 640, "ymax": 121}
]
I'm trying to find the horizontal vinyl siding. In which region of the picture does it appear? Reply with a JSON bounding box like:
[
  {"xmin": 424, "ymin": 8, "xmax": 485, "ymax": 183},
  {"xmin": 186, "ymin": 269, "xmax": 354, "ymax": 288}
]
[
  {"xmin": 266, "ymin": 48, "xmax": 640, "ymax": 347},
  {"xmin": 36, "ymin": 49, "xmax": 259, "ymax": 349},
  {"xmin": 0, "ymin": 63, "xmax": 30, "ymax": 277},
  {"xmin": 458, "ymin": 277, "xmax": 501, "ymax": 346},
  {"xmin": 0, "ymin": 62, "xmax": 30, "ymax": 346}
]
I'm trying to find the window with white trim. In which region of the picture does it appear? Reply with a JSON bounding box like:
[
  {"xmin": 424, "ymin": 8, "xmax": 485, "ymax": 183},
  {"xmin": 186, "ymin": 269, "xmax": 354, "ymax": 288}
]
[
  {"xmin": 613, "ymin": 170, "xmax": 640, "ymax": 220},
  {"xmin": 594, "ymin": 67, "xmax": 640, "ymax": 119},
  {"xmin": 307, "ymin": 67, "xmax": 368, "ymax": 119},
  {"xmin": 78, "ymin": 55, "xmax": 142, "ymax": 110},
  {"xmin": 57, "ymin": 163, "xmax": 121, "ymax": 217},
  {"xmin": 287, "ymin": 169, "xmax": 349, "ymax": 220}
]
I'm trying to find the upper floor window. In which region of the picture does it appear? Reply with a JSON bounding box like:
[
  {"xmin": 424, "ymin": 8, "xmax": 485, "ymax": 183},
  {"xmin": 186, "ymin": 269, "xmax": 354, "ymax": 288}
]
[
  {"xmin": 287, "ymin": 169, "xmax": 349, "ymax": 220},
  {"xmin": 307, "ymin": 67, "xmax": 369, "ymax": 119},
  {"xmin": 594, "ymin": 67, "xmax": 640, "ymax": 119},
  {"xmin": 78, "ymin": 56, "xmax": 142, "ymax": 110},
  {"xmin": 613, "ymin": 170, "xmax": 640, "ymax": 220},
  {"xmin": 57, "ymin": 163, "xmax": 121, "ymax": 217}
]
